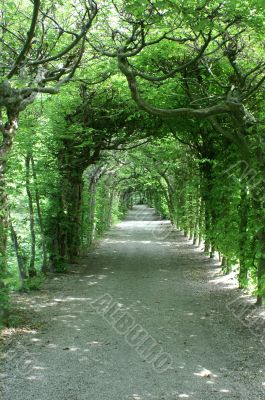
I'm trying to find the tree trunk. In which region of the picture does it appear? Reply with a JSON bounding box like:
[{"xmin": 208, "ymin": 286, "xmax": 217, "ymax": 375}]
[
  {"xmin": 65, "ymin": 174, "xmax": 83, "ymax": 262},
  {"xmin": 163, "ymin": 176, "xmax": 176, "ymax": 225},
  {"xmin": 49, "ymin": 169, "xmax": 84, "ymax": 268},
  {"xmin": 107, "ymin": 190, "xmax": 115, "ymax": 227},
  {"xmin": 204, "ymin": 205, "xmax": 211, "ymax": 254},
  {"xmin": 9, "ymin": 214, "xmax": 28, "ymax": 281},
  {"xmin": 31, "ymin": 156, "xmax": 48, "ymax": 273},
  {"xmin": 25, "ymin": 154, "xmax": 37, "ymax": 277},
  {"xmin": 193, "ymin": 195, "xmax": 201, "ymax": 244},
  {"xmin": 210, "ymin": 245, "xmax": 215, "ymax": 258},
  {"xmin": 0, "ymin": 112, "xmax": 18, "ymax": 324},
  {"xmin": 221, "ymin": 256, "xmax": 232, "ymax": 274},
  {"xmin": 0, "ymin": 115, "xmax": 18, "ymax": 264},
  {"xmin": 198, "ymin": 198, "xmax": 204, "ymax": 246},
  {"xmin": 251, "ymin": 184, "xmax": 265, "ymax": 305},
  {"xmin": 256, "ymin": 227, "xmax": 265, "ymax": 306},
  {"xmin": 48, "ymin": 193, "xmax": 67, "ymax": 271},
  {"xmin": 87, "ymin": 178, "xmax": 97, "ymax": 246},
  {"xmin": 238, "ymin": 179, "xmax": 249, "ymax": 289},
  {"xmin": 192, "ymin": 208, "xmax": 198, "ymax": 243}
]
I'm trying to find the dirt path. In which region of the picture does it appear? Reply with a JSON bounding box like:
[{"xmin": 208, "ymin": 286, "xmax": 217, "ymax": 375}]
[{"xmin": 1, "ymin": 205, "xmax": 265, "ymax": 400}]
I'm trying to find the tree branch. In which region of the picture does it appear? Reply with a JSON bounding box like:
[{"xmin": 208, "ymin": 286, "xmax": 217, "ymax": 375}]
[
  {"xmin": 118, "ymin": 56, "xmax": 231, "ymax": 119},
  {"xmin": 131, "ymin": 35, "xmax": 212, "ymax": 82},
  {"xmin": 7, "ymin": 0, "xmax": 40, "ymax": 79},
  {"xmin": 28, "ymin": 1, "xmax": 97, "ymax": 66}
]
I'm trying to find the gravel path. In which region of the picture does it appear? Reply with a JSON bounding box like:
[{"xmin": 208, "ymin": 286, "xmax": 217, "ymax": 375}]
[{"xmin": 1, "ymin": 205, "xmax": 265, "ymax": 400}]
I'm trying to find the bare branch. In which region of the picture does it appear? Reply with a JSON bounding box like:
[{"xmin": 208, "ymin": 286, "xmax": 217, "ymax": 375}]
[
  {"xmin": 241, "ymin": 74, "xmax": 265, "ymax": 101},
  {"xmin": 7, "ymin": 0, "xmax": 40, "ymax": 79},
  {"xmin": 29, "ymin": 1, "xmax": 97, "ymax": 66}
]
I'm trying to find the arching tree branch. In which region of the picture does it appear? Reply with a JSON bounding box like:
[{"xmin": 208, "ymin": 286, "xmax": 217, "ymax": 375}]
[{"xmin": 118, "ymin": 56, "xmax": 231, "ymax": 119}]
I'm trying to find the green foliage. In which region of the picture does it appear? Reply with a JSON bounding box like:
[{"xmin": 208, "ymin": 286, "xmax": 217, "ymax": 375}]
[
  {"xmin": 0, "ymin": 286, "xmax": 9, "ymax": 328},
  {"xmin": 1, "ymin": 0, "xmax": 265, "ymax": 328},
  {"xmin": 20, "ymin": 275, "xmax": 45, "ymax": 292}
]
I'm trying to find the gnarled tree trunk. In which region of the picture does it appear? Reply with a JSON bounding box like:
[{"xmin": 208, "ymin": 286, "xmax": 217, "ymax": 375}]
[{"xmin": 0, "ymin": 111, "xmax": 18, "ymax": 324}]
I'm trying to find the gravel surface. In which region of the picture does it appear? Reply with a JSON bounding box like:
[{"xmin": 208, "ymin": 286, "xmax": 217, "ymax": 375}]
[{"xmin": 1, "ymin": 205, "xmax": 265, "ymax": 400}]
